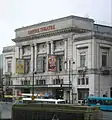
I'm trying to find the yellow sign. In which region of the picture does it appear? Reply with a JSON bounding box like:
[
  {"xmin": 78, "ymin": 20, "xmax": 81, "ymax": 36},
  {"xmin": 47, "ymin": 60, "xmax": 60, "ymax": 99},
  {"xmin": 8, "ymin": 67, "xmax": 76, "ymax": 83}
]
[{"xmin": 16, "ymin": 59, "xmax": 24, "ymax": 74}]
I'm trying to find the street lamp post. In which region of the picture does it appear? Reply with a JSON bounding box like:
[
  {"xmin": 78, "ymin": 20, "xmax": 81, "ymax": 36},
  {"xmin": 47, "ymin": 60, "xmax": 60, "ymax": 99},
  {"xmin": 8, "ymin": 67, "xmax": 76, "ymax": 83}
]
[
  {"xmin": 65, "ymin": 60, "xmax": 75, "ymax": 104},
  {"xmin": 68, "ymin": 60, "xmax": 71, "ymax": 104},
  {"xmin": 32, "ymin": 45, "xmax": 36, "ymax": 101}
]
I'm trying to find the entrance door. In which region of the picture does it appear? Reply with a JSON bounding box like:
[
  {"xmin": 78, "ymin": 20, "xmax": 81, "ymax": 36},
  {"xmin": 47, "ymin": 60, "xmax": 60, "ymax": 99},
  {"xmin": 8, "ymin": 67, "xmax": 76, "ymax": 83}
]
[{"xmin": 55, "ymin": 88, "xmax": 63, "ymax": 99}]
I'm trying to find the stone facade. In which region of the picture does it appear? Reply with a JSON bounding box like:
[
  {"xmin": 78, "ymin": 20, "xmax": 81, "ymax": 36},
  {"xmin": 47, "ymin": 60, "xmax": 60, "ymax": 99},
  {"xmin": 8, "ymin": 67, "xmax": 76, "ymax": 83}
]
[{"xmin": 2, "ymin": 15, "xmax": 112, "ymax": 103}]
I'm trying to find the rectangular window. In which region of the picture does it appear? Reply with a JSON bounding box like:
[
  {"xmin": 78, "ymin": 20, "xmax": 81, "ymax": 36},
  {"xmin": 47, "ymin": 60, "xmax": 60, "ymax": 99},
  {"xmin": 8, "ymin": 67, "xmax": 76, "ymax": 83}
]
[
  {"xmin": 39, "ymin": 80, "xmax": 46, "ymax": 85},
  {"xmin": 56, "ymin": 79, "xmax": 60, "ymax": 84},
  {"xmin": 43, "ymin": 57, "xmax": 46, "ymax": 72},
  {"xmin": 27, "ymin": 81, "xmax": 30, "ymax": 85},
  {"xmin": 78, "ymin": 88, "xmax": 89, "ymax": 100},
  {"xmin": 24, "ymin": 59, "xmax": 31, "ymax": 74},
  {"xmin": 37, "ymin": 56, "xmax": 46, "ymax": 73},
  {"xmin": 82, "ymin": 78, "xmax": 85, "ymax": 85},
  {"xmin": 36, "ymin": 80, "xmax": 39, "ymax": 85},
  {"xmin": 49, "ymin": 43, "xmax": 51, "ymax": 54},
  {"xmin": 80, "ymin": 54, "xmax": 86, "ymax": 67},
  {"xmin": 21, "ymin": 81, "xmax": 24, "ymax": 85},
  {"xmin": 56, "ymin": 55, "xmax": 64, "ymax": 72},
  {"xmin": 9, "ymin": 81, "xmax": 13, "ymax": 85},
  {"xmin": 59, "ymin": 57, "xmax": 63, "ymax": 71},
  {"xmin": 53, "ymin": 79, "xmax": 63, "ymax": 85},
  {"xmin": 7, "ymin": 62, "xmax": 11, "ymax": 72},
  {"xmin": 77, "ymin": 78, "xmax": 80, "ymax": 85},
  {"xmin": 24, "ymin": 80, "xmax": 27, "ymax": 85},
  {"xmin": 102, "ymin": 52, "xmax": 107, "ymax": 67},
  {"xmin": 86, "ymin": 77, "xmax": 89, "ymax": 85}
]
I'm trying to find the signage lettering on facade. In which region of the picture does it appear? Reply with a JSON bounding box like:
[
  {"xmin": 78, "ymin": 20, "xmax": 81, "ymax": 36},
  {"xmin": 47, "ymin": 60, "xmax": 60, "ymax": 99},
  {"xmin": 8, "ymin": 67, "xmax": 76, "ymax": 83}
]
[{"xmin": 28, "ymin": 25, "xmax": 55, "ymax": 35}]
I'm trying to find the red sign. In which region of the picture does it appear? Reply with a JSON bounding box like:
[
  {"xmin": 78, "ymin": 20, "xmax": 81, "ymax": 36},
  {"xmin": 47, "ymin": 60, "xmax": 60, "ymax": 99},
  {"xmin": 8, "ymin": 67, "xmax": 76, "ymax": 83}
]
[
  {"xmin": 48, "ymin": 55, "xmax": 57, "ymax": 72},
  {"xmin": 28, "ymin": 25, "xmax": 55, "ymax": 34}
]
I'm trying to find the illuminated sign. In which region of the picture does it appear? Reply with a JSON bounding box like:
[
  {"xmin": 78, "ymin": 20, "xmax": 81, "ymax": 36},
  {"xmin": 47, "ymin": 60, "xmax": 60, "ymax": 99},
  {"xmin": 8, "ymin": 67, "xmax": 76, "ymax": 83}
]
[{"xmin": 28, "ymin": 25, "xmax": 55, "ymax": 34}]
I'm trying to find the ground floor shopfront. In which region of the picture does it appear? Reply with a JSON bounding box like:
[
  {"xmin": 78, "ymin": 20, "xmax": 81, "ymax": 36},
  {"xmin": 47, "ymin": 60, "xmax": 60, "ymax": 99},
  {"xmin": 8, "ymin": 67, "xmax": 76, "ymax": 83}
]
[{"xmin": 4, "ymin": 72, "xmax": 112, "ymax": 104}]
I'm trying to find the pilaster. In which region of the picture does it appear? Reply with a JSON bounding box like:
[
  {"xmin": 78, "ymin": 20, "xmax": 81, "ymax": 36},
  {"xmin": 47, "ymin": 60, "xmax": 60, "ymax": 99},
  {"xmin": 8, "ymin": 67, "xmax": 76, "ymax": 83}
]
[{"xmin": 51, "ymin": 41, "xmax": 54, "ymax": 55}]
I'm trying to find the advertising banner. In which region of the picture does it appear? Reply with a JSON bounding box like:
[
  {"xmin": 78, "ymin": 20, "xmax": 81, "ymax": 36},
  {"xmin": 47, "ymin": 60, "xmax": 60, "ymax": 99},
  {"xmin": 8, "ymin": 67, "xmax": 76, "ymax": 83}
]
[
  {"xmin": 16, "ymin": 59, "xmax": 24, "ymax": 74},
  {"xmin": 48, "ymin": 55, "xmax": 56, "ymax": 72}
]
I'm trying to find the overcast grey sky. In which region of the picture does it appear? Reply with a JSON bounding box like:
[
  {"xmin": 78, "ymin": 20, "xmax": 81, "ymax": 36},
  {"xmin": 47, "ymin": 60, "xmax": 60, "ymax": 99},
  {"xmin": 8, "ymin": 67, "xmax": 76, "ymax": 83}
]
[{"xmin": 0, "ymin": 0, "xmax": 111, "ymax": 53}]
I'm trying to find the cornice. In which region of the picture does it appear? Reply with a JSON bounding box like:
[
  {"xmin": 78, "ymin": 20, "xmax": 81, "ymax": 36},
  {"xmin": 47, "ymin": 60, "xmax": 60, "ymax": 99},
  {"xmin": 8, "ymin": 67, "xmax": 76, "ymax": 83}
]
[
  {"xmin": 74, "ymin": 32, "xmax": 112, "ymax": 42},
  {"xmin": 12, "ymin": 27, "xmax": 87, "ymax": 42}
]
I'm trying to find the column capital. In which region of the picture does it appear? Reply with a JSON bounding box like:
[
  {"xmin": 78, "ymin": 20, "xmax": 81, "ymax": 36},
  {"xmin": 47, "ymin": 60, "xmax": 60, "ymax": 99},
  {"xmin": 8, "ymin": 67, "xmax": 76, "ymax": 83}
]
[
  {"xmin": 19, "ymin": 46, "xmax": 22, "ymax": 49},
  {"xmin": 30, "ymin": 44, "xmax": 34, "ymax": 47},
  {"xmin": 34, "ymin": 43, "xmax": 37, "ymax": 46},
  {"xmin": 46, "ymin": 41, "xmax": 50, "ymax": 44},
  {"xmin": 50, "ymin": 40, "xmax": 53, "ymax": 43}
]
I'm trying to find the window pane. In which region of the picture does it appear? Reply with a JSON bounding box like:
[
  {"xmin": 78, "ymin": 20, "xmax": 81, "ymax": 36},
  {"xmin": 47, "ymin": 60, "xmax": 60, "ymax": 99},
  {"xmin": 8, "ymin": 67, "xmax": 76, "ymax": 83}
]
[
  {"xmin": 82, "ymin": 78, "xmax": 85, "ymax": 85},
  {"xmin": 102, "ymin": 53, "xmax": 107, "ymax": 67},
  {"xmin": 37, "ymin": 57, "xmax": 46, "ymax": 73},
  {"xmin": 77, "ymin": 78, "xmax": 80, "ymax": 85},
  {"xmin": 59, "ymin": 56, "xmax": 63, "ymax": 71},
  {"xmin": 8, "ymin": 62, "xmax": 11, "ymax": 72},
  {"xmin": 86, "ymin": 77, "xmax": 89, "ymax": 85},
  {"xmin": 43, "ymin": 57, "xmax": 46, "ymax": 72},
  {"xmin": 80, "ymin": 55, "xmax": 86, "ymax": 67}
]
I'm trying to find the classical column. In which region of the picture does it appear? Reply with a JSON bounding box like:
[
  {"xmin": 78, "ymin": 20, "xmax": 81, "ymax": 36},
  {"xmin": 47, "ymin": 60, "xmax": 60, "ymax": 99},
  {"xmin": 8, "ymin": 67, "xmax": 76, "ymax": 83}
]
[
  {"xmin": 46, "ymin": 41, "xmax": 50, "ymax": 72},
  {"xmin": 47, "ymin": 41, "xmax": 50, "ymax": 54},
  {"xmin": 34, "ymin": 43, "xmax": 37, "ymax": 71},
  {"xmin": 88, "ymin": 42, "xmax": 92, "ymax": 69},
  {"xmin": 19, "ymin": 46, "xmax": 22, "ymax": 59},
  {"xmin": 31, "ymin": 44, "xmax": 34, "ymax": 72},
  {"xmin": 64, "ymin": 39, "xmax": 67, "ymax": 70},
  {"xmin": 12, "ymin": 57, "xmax": 16, "ymax": 74},
  {"xmin": 51, "ymin": 41, "xmax": 54, "ymax": 55},
  {"xmin": 92, "ymin": 35, "xmax": 97, "ymax": 69},
  {"xmin": 15, "ymin": 46, "xmax": 19, "ymax": 58}
]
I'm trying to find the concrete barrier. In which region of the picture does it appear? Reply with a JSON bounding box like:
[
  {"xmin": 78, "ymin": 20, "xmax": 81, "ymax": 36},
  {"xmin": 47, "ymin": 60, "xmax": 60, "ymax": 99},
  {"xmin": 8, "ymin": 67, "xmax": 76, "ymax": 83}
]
[{"xmin": 12, "ymin": 104, "xmax": 102, "ymax": 120}]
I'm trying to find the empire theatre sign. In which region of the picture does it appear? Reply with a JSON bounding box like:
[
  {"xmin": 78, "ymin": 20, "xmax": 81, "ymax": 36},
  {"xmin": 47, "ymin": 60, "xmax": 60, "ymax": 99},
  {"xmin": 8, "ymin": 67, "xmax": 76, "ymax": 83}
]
[{"xmin": 28, "ymin": 25, "xmax": 56, "ymax": 35}]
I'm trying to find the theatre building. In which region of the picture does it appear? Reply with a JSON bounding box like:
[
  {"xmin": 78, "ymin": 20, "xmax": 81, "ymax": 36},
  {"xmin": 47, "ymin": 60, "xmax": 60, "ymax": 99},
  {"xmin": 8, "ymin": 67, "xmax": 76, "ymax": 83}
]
[{"xmin": 2, "ymin": 15, "xmax": 112, "ymax": 103}]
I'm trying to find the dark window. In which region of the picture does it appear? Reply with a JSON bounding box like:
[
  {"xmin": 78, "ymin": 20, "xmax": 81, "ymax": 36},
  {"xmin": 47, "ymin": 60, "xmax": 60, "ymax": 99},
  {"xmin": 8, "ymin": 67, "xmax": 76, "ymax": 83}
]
[
  {"xmin": 59, "ymin": 57, "xmax": 63, "ymax": 71},
  {"xmin": 56, "ymin": 55, "xmax": 63, "ymax": 72},
  {"xmin": 7, "ymin": 62, "xmax": 11, "ymax": 72},
  {"xmin": 82, "ymin": 78, "xmax": 85, "ymax": 85},
  {"xmin": 56, "ymin": 79, "xmax": 60, "ymax": 84},
  {"xmin": 39, "ymin": 80, "xmax": 46, "ymax": 85},
  {"xmin": 80, "ymin": 54, "xmax": 86, "ymax": 67},
  {"xmin": 78, "ymin": 88, "xmax": 89, "ymax": 100},
  {"xmin": 102, "ymin": 53, "xmax": 107, "ymax": 67},
  {"xmin": 49, "ymin": 43, "xmax": 51, "ymax": 54},
  {"xmin": 21, "ymin": 81, "xmax": 24, "ymax": 85},
  {"xmin": 43, "ymin": 57, "xmax": 46, "ymax": 72},
  {"xmin": 36, "ymin": 80, "xmax": 39, "ymax": 85},
  {"xmin": 53, "ymin": 79, "xmax": 63, "ymax": 85},
  {"xmin": 24, "ymin": 80, "xmax": 27, "ymax": 85},
  {"xmin": 86, "ymin": 77, "xmax": 89, "ymax": 85},
  {"xmin": 78, "ymin": 78, "xmax": 80, "ymax": 85}
]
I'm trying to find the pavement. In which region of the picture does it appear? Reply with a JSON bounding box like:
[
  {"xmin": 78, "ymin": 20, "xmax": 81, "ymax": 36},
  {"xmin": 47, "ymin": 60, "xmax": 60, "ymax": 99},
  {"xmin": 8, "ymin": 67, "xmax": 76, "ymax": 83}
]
[{"xmin": 0, "ymin": 102, "xmax": 12, "ymax": 119}]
